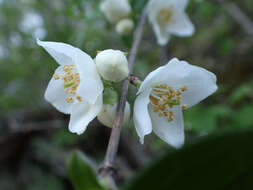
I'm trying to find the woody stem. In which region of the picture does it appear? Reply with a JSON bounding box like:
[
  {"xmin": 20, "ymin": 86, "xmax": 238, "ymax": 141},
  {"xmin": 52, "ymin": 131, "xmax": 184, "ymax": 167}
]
[{"xmin": 98, "ymin": 4, "xmax": 149, "ymax": 189}]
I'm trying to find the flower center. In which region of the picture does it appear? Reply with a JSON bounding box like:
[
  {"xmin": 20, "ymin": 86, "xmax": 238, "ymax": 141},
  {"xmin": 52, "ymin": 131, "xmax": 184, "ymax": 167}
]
[
  {"xmin": 157, "ymin": 7, "xmax": 174, "ymax": 26},
  {"xmin": 53, "ymin": 64, "xmax": 82, "ymax": 103},
  {"xmin": 149, "ymin": 84, "xmax": 187, "ymax": 122}
]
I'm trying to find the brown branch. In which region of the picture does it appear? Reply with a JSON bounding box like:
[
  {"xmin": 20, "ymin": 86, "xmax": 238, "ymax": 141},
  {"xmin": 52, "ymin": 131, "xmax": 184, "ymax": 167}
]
[
  {"xmin": 213, "ymin": 0, "xmax": 253, "ymax": 36},
  {"xmin": 98, "ymin": 4, "xmax": 149, "ymax": 186}
]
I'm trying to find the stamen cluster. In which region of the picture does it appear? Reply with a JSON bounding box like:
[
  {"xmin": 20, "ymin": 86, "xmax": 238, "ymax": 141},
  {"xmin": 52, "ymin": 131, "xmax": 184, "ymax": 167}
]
[
  {"xmin": 157, "ymin": 7, "xmax": 174, "ymax": 26},
  {"xmin": 53, "ymin": 64, "xmax": 82, "ymax": 103},
  {"xmin": 149, "ymin": 84, "xmax": 187, "ymax": 122}
]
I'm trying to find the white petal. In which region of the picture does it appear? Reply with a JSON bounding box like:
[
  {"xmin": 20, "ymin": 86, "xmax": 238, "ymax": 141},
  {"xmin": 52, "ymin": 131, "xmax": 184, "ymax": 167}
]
[
  {"xmin": 171, "ymin": 0, "xmax": 189, "ymax": 11},
  {"xmin": 168, "ymin": 12, "xmax": 195, "ymax": 37},
  {"xmin": 68, "ymin": 94, "xmax": 103, "ymax": 135},
  {"xmin": 152, "ymin": 21, "xmax": 170, "ymax": 46},
  {"xmin": 148, "ymin": 0, "xmax": 172, "ymax": 22},
  {"xmin": 149, "ymin": 0, "xmax": 189, "ymax": 12},
  {"xmin": 37, "ymin": 39, "xmax": 79, "ymax": 66},
  {"xmin": 76, "ymin": 56, "xmax": 103, "ymax": 105},
  {"xmin": 37, "ymin": 39, "xmax": 103, "ymax": 104},
  {"xmin": 147, "ymin": 0, "xmax": 173, "ymax": 46},
  {"xmin": 179, "ymin": 64, "xmax": 217, "ymax": 108},
  {"xmin": 133, "ymin": 89, "xmax": 153, "ymax": 144},
  {"xmin": 138, "ymin": 58, "xmax": 217, "ymax": 108},
  {"xmin": 149, "ymin": 106, "xmax": 184, "ymax": 148},
  {"xmin": 44, "ymin": 66, "xmax": 73, "ymax": 114},
  {"xmin": 137, "ymin": 58, "xmax": 180, "ymax": 94}
]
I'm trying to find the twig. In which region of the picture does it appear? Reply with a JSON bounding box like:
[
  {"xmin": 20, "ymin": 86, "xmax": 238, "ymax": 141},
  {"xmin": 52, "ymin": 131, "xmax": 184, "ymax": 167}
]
[
  {"xmin": 224, "ymin": 2, "xmax": 253, "ymax": 36},
  {"xmin": 98, "ymin": 4, "xmax": 149, "ymax": 185},
  {"xmin": 214, "ymin": 0, "xmax": 253, "ymax": 36}
]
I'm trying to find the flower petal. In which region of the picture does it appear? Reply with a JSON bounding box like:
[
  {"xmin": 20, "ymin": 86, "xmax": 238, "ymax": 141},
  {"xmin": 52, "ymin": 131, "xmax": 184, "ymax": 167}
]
[
  {"xmin": 68, "ymin": 94, "xmax": 103, "ymax": 135},
  {"xmin": 152, "ymin": 21, "xmax": 170, "ymax": 46},
  {"xmin": 137, "ymin": 59, "xmax": 180, "ymax": 94},
  {"xmin": 179, "ymin": 64, "xmax": 217, "ymax": 108},
  {"xmin": 133, "ymin": 89, "xmax": 153, "ymax": 144},
  {"xmin": 171, "ymin": 0, "xmax": 189, "ymax": 11},
  {"xmin": 75, "ymin": 57, "xmax": 103, "ymax": 105},
  {"xmin": 138, "ymin": 58, "xmax": 217, "ymax": 108},
  {"xmin": 148, "ymin": 0, "xmax": 172, "ymax": 22},
  {"xmin": 37, "ymin": 39, "xmax": 103, "ymax": 104},
  {"xmin": 168, "ymin": 12, "xmax": 195, "ymax": 37},
  {"xmin": 37, "ymin": 39, "xmax": 78, "ymax": 66},
  {"xmin": 149, "ymin": 106, "xmax": 184, "ymax": 148},
  {"xmin": 44, "ymin": 66, "xmax": 73, "ymax": 114}
]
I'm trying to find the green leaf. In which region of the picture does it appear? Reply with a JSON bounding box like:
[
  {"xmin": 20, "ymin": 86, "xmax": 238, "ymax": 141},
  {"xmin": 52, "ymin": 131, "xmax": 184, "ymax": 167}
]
[
  {"xmin": 122, "ymin": 130, "xmax": 253, "ymax": 190},
  {"xmin": 234, "ymin": 105, "xmax": 253, "ymax": 128},
  {"xmin": 184, "ymin": 105, "xmax": 231, "ymax": 133},
  {"xmin": 229, "ymin": 84, "xmax": 253, "ymax": 104},
  {"xmin": 67, "ymin": 151, "xmax": 104, "ymax": 190}
]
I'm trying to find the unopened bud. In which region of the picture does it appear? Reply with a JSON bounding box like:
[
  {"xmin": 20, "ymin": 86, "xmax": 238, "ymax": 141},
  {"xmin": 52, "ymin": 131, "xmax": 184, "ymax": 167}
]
[
  {"xmin": 103, "ymin": 87, "xmax": 118, "ymax": 105},
  {"xmin": 97, "ymin": 101, "xmax": 131, "ymax": 128},
  {"xmin": 95, "ymin": 49, "xmax": 129, "ymax": 82},
  {"xmin": 100, "ymin": 0, "xmax": 131, "ymax": 23},
  {"xmin": 116, "ymin": 19, "xmax": 134, "ymax": 36}
]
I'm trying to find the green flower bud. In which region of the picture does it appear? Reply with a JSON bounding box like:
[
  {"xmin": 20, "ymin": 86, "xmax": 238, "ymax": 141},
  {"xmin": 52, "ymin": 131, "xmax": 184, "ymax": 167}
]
[
  {"xmin": 115, "ymin": 19, "xmax": 134, "ymax": 36},
  {"xmin": 97, "ymin": 101, "xmax": 131, "ymax": 128}
]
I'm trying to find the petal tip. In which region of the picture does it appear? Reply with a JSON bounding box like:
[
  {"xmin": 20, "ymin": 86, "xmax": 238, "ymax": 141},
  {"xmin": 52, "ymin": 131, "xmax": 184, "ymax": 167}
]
[
  {"xmin": 139, "ymin": 137, "xmax": 144, "ymax": 144},
  {"xmin": 69, "ymin": 127, "xmax": 84, "ymax": 135},
  {"xmin": 36, "ymin": 38, "xmax": 42, "ymax": 46}
]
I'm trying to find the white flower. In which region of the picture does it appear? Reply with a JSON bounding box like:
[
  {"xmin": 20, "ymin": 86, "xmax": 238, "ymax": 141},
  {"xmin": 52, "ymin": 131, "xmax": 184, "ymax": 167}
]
[
  {"xmin": 97, "ymin": 101, "xmax": 131, "ymax": 128},
  {"xmin": 148, "ymin": 0, "xmax": 195, "ymax": 46},
  {"xmin": 115, "ymin": 19, "xmax": 134, "ymax": 36},
  {"xmin": 133, "ymin": 58, "xmax": 217, "ymax": 148},
  {"xmin": 100, "ymin": 0, "xmax": 131, "ymax": 23},
  {"xmin": 37, "ymin": 39, "xmax": 104, "ymax": 135},
  {"xmin": 95, "ymin": 49, "xmax": 129, "ymax": 82}
]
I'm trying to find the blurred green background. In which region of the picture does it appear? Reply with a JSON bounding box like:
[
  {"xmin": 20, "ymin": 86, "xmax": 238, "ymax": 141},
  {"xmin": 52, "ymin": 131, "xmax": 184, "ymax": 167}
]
[{"xmin": 0, "ymin": 0, "xmax": 253, "ymax": 189}]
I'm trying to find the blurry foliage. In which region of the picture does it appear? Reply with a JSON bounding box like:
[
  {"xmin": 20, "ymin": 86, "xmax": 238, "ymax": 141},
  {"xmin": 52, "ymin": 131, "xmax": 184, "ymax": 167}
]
[
  {"xmin": 52, "ymin": 128, "xmax": 81, "ymax": 147},
  {"xmin": 68, "ymin": 151, "xmax": 103, "ymax": 190},
  {"xmin": 122, "ymin": 130, "xmax": 253, "ymax": 190}
]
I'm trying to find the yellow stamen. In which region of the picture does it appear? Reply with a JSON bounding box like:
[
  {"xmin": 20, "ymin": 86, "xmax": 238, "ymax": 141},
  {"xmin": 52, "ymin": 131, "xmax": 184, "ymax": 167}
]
[
  {"xmin": 76, "ymin": 96, "xmax": 82, "ymax": 102},
  {"xmin": 53, "ymin": 74, "xmax": 60, "ymax": 80},
  {"xmin": 66, "ymin": 97, "xmax": 73, "ymax": 103},
  {"xmin": 181, "ymin": 85, "xmax": 187, "ymax": 92},
  {"xmin": 150, "ymin": 95, "xmax": 159, "ymax": 105},
  {"xmin": 57, "ymin": 64, "xmax": 82, "ymax": 103},
  {"xmin": 182, "ymin": 104, "xmax": 187, "ymax": 110},
  {"xmin": 157, "ymin": 7, "xmax": 174, "ymax": 26},
  {"xmin": 149, "ymin": 84, "xmax": 188, "ymax": 123}
]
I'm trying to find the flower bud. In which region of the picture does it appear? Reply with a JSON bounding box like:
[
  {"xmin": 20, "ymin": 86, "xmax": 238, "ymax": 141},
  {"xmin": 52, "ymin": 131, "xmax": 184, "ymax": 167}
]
[
  {"xmin": 95, "ymin": 49, "xmax": 129, "ymax": 82},
  {"xmin": 103, "ymin": 87, "xmax": 118, "ymax": 105},
  {"xmin": 100, "ymin": 0, "xmax": 131, "ymax": 23},
  {"xmin": 116, "ymin": 19, "xmax": 134, "ymax": 36},
  {"xmin": 97, "ymin": 101, "xmax": 131, "ymax": 128}
]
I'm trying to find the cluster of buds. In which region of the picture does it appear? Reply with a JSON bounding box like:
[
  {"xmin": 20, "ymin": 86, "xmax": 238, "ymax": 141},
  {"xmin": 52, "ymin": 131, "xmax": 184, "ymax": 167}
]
[
  {"xmin": 38, "ymin": 0, "xmax": 217, "ymax": 149},
  {"xmin": 95, "ymin": 49, "xmax": 131, "ymax": 127},
  {"xmin": 100, "ymin": 0, "xmax": 134, "ymax": 36}
]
